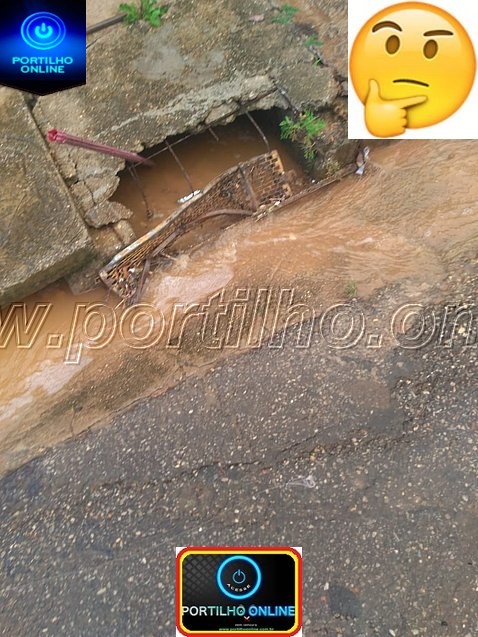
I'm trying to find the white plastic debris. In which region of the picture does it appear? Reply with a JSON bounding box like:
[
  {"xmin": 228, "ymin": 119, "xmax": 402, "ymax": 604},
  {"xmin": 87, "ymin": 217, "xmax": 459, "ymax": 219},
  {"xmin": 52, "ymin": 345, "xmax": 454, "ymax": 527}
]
[{"xmin": 178, "ymin": 190, "xmax": 202, "ymax": 204}]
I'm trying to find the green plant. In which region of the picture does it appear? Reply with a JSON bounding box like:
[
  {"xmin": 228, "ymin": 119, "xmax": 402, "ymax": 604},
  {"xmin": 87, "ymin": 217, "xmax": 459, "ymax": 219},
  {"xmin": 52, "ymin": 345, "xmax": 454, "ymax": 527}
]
[
  {"xmin": 142, "ymin": 0, "xmax": 168, "ymax": 26},
  {"xmin": 119, "ymin": 0, "xmax": 168, "ymax": 27},
  {"xmin": 299, "ymin": 111, "xmax": 326, "ymax": 138},
  {"xmin": 279, "ymin": 115, "xmax": 300, "ymax": 140},
  {"xmin": 120, "ymin": 2, "xmax": 140, "ymax": 23},
  {"xmin": 302, "ymin": 142, "xmax": 317, "ymax": 162},
  {"xmin": 304, "ymin": 35, "xmax": 322, "ymax": 48},
  {"xmin": 272, "ymin": 4, "xmax": 299, "ymax": 24},
  {"xmin": 280, "ymin": 110, "xmax": 326, "ymax": 161}
]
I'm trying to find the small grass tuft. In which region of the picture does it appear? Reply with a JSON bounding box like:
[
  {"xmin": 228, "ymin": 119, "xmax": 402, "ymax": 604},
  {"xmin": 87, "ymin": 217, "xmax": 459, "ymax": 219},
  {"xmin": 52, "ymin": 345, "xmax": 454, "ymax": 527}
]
[
  {"xmin": 304, "ymin": 35, "xmax": 322, "ymax": 48},
  {"xmin": 119, "ymin": 0, "xmax": 168, "ymax": 27},
  {"xmin": 119, "ymin": 2, "xmax": 141, "ymax": 23},
  {"xmin": 272, "ymin": 4, "xmax": 299, "ymax": 24},
  {"xmin": 280, "ymin": 110, "xmax": 326, "ymax": 161},
  {"xmin": 142, "ymin": 0, "xmax": 168, "ymax": 26}
]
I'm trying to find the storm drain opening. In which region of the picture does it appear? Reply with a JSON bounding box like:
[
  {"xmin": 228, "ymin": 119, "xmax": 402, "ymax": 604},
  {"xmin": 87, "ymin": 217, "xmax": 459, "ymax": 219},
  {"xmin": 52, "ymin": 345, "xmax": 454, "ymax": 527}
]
[
  {"xmin": 101, "ymin": 110, "xmax": 362, "ymax": 304},
  {"xmin": 112, "ymin": 110, "xmax": 308, "ymax": 236}
]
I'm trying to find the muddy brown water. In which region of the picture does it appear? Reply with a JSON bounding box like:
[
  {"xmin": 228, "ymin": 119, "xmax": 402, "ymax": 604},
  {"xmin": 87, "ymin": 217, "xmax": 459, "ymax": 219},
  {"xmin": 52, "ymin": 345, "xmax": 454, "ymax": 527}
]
[
  {"xmin": 111, "ymin": 117, "xmax": 306, "ymax": 238},
  {"xmin": 2, "ymin": 134, "xmax": 478, "ymax": 472}
]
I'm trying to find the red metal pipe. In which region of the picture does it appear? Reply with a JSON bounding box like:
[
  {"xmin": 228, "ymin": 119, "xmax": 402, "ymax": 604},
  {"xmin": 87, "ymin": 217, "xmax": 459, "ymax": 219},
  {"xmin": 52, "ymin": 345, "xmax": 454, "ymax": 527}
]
[{"xmin": 47, "ymin": 129, "xmax": 153, "ymax": 166}]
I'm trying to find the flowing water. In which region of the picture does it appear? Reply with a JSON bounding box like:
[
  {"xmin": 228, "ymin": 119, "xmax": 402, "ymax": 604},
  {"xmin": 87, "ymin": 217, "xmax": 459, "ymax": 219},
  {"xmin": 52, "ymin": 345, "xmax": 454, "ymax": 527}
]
[{"xmin": 2, "ymin": 126, "xmax": 478, "ymax": 468}]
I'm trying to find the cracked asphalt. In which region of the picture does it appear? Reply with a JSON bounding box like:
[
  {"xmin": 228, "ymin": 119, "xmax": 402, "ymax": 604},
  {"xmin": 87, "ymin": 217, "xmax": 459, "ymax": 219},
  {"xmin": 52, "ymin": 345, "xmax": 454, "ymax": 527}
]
[{"xmin": 0, "ymin": 271, "xmax": 477, "ymax": 637}]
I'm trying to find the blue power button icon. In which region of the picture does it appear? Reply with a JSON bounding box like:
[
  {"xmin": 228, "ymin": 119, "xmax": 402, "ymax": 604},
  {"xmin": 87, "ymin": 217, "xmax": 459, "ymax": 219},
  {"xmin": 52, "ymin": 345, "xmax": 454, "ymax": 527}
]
[
  {"xmin": 217, "ymin": 556, "xmax": 262, "ymax": 600},
  {"xmin": 21, "ymin": 12, "xmax": 66, "ymax": 50},
  {"xmin": 232, "ymin": 569, "xmax": 246, "ymax": 585}
]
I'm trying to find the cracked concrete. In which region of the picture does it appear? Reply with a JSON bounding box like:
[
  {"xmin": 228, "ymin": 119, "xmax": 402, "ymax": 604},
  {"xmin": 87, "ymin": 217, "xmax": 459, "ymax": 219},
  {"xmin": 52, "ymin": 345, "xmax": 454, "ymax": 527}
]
[
  {"xmin": 2, "ymin": 3, "xmax": 476, "ymax": 634},
  {"xmin": 0, "ymin": 89, "xmax": 93, "ymax": 305},
  {"xmin": 33, "ymin": 0, "xmax": 352, "ymax": 291},
  {"xmin": 34, "ymin": 0, "xmax": 344, "ymax": 207},
  {"xmin": 1, "ymin": 0, "xmax": 351, "ymax": 303}
]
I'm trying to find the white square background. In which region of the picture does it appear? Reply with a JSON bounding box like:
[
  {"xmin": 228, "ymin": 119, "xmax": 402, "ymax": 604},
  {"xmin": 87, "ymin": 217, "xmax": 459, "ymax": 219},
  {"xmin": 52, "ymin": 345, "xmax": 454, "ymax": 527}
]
[{"xmin": 348, "ymin": 0, "xmax": 478, "ymax": 139}]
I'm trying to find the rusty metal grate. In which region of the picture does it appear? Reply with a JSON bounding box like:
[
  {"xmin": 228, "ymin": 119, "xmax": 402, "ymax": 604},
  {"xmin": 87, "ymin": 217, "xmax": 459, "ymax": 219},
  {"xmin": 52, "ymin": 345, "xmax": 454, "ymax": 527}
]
[{"xmin": 100, "ymin": 150, "xmax": 292, "ymax": 300}]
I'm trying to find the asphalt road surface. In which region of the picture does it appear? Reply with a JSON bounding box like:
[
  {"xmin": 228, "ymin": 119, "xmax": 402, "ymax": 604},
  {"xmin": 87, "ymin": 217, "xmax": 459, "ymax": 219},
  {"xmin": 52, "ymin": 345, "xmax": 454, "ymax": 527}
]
[{"xmin": 0, "ymin": 279, "xmax": 477, "ymax": 637}]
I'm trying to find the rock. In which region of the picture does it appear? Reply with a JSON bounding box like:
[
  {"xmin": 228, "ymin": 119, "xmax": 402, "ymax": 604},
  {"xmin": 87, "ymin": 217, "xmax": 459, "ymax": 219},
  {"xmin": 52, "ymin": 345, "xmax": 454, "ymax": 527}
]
[
  {"xmin": 84, "ymin": 202, "xmax": 133, "ymax": 229},
  {"xmin": 90, "ymin": 227, "xmax": 124, "ymax": 260},
  {"xmin": 205, "ymin": 103, "xmax": 238, "ymax": 126},
  {"xmin": 84, "ymin": 176, "xmax": 120, "ymax": 206},
  {"xmin": 113, "ymin": 220, "xmax": 136, "ymax": 245},
  {"xmin": 71, "ymin": 181, "xmax": 95, "ymax": 213},
  {"xmin": 249, "ymin": 14, "xmax": 265, "ymax": 23}
]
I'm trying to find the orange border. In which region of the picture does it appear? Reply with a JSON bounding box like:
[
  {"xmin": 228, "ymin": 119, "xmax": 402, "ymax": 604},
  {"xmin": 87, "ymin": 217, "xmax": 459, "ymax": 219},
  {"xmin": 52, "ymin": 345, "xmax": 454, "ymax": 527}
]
[{"xmin": 176, "ymin": 547, "xmax": 302, "ymax": 637}]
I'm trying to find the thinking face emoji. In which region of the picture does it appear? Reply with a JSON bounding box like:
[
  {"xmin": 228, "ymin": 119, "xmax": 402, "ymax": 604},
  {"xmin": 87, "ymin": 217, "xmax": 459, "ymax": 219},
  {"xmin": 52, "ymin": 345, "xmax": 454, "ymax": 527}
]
[{"xmin": 350, "ymin": 2, "xmax": 476, "ymax": 137}]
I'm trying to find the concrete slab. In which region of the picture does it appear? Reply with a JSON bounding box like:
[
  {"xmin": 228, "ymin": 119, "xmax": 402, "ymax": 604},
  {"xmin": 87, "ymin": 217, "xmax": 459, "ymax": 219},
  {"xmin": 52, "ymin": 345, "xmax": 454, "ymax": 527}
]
[
  {"xmin": 0, "ymin": 89, "xmax": 93, "ymax": 305},
  {"xmin": 86, "ymin": 0, "xmax": 120, "ymax": 26},
  {"xmin": 33, "ymin": 0, "xmax": 342, "ymax": 213},
  {"xmin": 0, "ymin": 0, "xmax": 352, "ymax": 302}
]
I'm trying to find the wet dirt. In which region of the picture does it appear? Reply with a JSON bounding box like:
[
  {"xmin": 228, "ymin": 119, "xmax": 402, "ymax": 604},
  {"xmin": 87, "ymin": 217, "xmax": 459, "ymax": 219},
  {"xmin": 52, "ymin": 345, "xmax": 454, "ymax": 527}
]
[{"xmin": 2, "ymin": 134, "xmax": 478, "ymax": 473}]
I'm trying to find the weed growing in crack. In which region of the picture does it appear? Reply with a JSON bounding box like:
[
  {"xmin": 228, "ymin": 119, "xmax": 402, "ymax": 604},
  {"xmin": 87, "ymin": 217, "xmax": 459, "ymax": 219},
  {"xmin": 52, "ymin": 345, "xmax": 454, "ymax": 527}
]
[
  {"xmin": 303, "ymin": 35, "xmax": 324, "ymax": 65},
  {"xmin": 279, "ymin": 111, "xmax": 326, "ymax": 161},
  {"xmin": 304, "ymin": 35, "xmax": 322, "ymax": 48},
  {"xmin": 272, "ymin": 4, "xmax": 299, "ymax": 24},
  {"xmin": 119, "ymin": 0, "xmax": 169, "ymax": 27}
]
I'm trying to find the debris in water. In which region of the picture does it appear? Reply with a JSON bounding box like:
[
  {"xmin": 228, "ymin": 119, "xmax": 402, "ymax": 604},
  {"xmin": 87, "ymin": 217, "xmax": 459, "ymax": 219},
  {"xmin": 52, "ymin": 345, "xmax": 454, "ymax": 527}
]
[
  {"xmin": 178, "ymin": 190, "xmax": 202, "ymax": 204},
  {"xmin": 100, "ymin": 150, "xmax": 292, "ymax": 301},
  {"xmin": 286, "ymin": 475, "xmax": 317, "ymax": 489},
  {"xmin": 355, "ymin": 146, "xmax": 370, "ymax": 176}
]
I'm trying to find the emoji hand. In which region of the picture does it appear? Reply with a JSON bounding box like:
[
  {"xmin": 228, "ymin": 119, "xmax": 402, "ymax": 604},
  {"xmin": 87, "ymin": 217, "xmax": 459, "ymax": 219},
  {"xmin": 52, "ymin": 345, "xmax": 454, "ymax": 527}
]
[{"xmin": 365, "ymin": 80, "xmax": 428, "ymax": 137}]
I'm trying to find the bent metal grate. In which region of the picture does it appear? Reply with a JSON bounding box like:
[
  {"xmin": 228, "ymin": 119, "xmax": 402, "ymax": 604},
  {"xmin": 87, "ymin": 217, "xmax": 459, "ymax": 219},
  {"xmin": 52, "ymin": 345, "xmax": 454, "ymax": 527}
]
[{"xmin": 99, "ymin": 151, "xmax": 292, "ymax": 300}]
